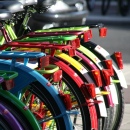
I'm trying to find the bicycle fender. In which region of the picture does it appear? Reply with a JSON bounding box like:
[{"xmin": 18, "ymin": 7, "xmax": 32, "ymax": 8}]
[
  {"xmin": 95, "ymin": 88, "xmax": 107, "ymax": 117},
  {"xmin": 94, "ymin": 45, "xmax": 127, "ymax": 88},
  {"xmin": 0, "ymin": 89, "xmax": 41, "ymax": 130},
  {"xmin": 55, "ymin": 52, "xmax": 107, "ymax": 117},
  {"xmin": 78, "ymin": 45, "xmax": 119, "ymax": 105}
]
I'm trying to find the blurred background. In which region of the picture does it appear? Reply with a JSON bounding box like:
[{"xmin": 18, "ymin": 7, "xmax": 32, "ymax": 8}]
[{"xmin": 28, "ymin": 0, "xmax": 130, "ymax": 103}]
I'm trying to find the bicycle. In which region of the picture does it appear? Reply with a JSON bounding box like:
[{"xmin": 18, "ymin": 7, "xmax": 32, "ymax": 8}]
[{"xmin": 0, "ymin": 71, "xmax": 41, "ymax": 129}]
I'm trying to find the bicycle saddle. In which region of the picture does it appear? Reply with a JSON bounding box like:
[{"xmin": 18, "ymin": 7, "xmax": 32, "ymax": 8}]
[
  {"xmin": 0, "ymin": 1, "xmax": 24, "ymax": 13},
  {"xmin": 0, "ymin": 9, "xmax": 12, "ymax": 21}
]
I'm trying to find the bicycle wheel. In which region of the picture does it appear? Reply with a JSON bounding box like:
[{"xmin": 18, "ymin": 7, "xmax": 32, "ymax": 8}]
[
  {"xmin": 0, "ymin": 95, "xmax": 35, "ymax": 129},
  {"xmin": 0, "ymin": 102, "xmax": 23, "ymax": 130},
  {"xmin": 56, "ymin": 72, "xmax": 91, "ymax": 129},
  {"xmin": 49, "ymin": 56, "xmax": 98, "ymax": 129},
  {"xmin": 75, "ymin": 45, "xmax": 115, "ymax": 130},
  {"xmin": 118, "ymin": 0, "xmax": 130, "ymax": 16},
  {"xmin": 73, "ymin": 50, "xmax": 114, "ymax": 130},
  {"xmin": 86, "ymin": 0, "xmax": 96, "ymax": 11},
  {"xmin": 23, "ymin": 81, "xmax": 73, "ymax": 130},
  {"xmin": 0, "ymin": 115, "xmax": 11, "ymax": 130},
  {"xmin": 80, "ymin": 40, "xmax": 126, "ymax": 130},
  {"xmin": 101, "ymin": 0, "xmax": 111, "ymax": 15},
  {"xmin": 110, "ymin": 84, "xmax": 124, "ymax": 130}
]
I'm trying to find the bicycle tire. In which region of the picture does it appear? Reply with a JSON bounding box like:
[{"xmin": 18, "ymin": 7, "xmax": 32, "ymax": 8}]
[
  {"xmin": 76, "ymin": 44, "xmax": 114, "ymax": 130},
  {"xmin": 73, "ymin": 51, "xmax": 114, "ymax": 130},
  {"xmin": 118, "ymin": 0, "xmax": 130, "ymax": 16},
  {"xmin": 80, "ymin": 40, "xmax": 125, "ymax": 130},
  {"xmin": 0, "ymin": 102, "xmax": 23, "ymax": 130},
  {"xmin": 50, "ymin": 56, "xmax": 98, "ymax": 129},
  {"xmin": 101, "ymin": 0, "xmax": 111, "ymax": 15},
  {"xmin": 86, "ymin": 0, "xmax": 96, "ymax": 11},
  {"xmin": 111, "ymin": 84, "xmax": 124, "ymax": 130},
  {"xmin": 61, "ymin": 72, "xmax": 91, "ymax": 129},
  {"xmin": 0, "ymin": 95, "xmax": 34, "ymax": 130},
  {"xmin": 28, "ymin": 81, "xmax": 73, "ymax": 130},
  {"xmin": 54, "ymin": 54, "xmax": 101, "ymax": 129},
  {"xmin": 0, "ymin": 115, "xmax": 11, "ymax": 130}
]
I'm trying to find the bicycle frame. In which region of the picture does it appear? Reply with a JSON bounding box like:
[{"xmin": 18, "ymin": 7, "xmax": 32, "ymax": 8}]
[{"xmin": 0, "ymin": 51, "xmax": 73, "ymax": 130}]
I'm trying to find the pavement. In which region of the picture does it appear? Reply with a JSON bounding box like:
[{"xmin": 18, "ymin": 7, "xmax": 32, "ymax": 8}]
[{"xmin": 85, "ymin": 1, "xmax": 130, "ymax": 129}]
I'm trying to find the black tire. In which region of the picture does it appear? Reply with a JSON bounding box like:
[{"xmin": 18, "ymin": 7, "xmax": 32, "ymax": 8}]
[
  {"xmin": 29, "ymin": 73, "xmax": 92, "ymax": 129},
  {"xmin": 75, "ymin": 42, "xmax": 114, "ymax": 130},
  {"xmin": 56, "ymin": 56, "xmax": 100, "ymax": 129},
  {"xmin": 62, "ymin": 72, "xmax": 91, "ymax": 129},
  {"xmin": 80, "ymin": 41, "xmax": 125, "ymax": 130},
  {"xmin": 50, "ymin": 56, "xmax": 97, "ymax": 129},
  {"xmin": 102, "ymin": 107, "xmax": 114, "ymax": 130},
  {"xmin": 74, "ymin": 56, "xmax": 105, "ymax": 130},
  {"xmin": 111, "ymin": 85, "xmax": 124, "ymax": 130},
  {"xmin": 101, "ymin": 0, "xmax": 111, "ymax": 15},
  {"xmin": 27, "ymin": 81, "xmax": 72, "ymax": 130},
  {"xmin": 118, "ymin": 0, "xmax": 130, "ymax": 16},
  {"xmin": 0, "ymin": 95, "xmax": 34, "ymax": 130},
  {"xmin": 0, "ymin": 115, "xmax": 11, "ymax": 130},
  {"xmin": 86, "ymin": 0, "xmax": 96, "ymax": 11}
]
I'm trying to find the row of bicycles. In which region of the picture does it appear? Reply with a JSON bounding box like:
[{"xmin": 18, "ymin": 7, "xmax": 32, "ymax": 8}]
[
  {"xmin": 0, "ymin": 0, "xmax": 128, "ymax": 129},
  {"xmin": 86, "ymin": 0, "xmax": 130, "ymax": 16}
]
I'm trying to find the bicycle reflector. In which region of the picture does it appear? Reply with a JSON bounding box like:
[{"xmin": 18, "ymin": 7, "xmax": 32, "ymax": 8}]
[
  {"xmin": 114, "ymin": 52, "xmax": 123, "ymax": 69},
  {"xmin": 2, "ymin": 79, "xmax": 14, "ymax": 90},
  {"xmin": 103, "ymin": 60, "xmax": 114, "ymax": 76},
  {"xmin": 59, "ymin": 93, "xmax": 72, "ymax": 110},
  {"xmin": 80, "ymin": 83, "xmax": 96, "ymax": 99},
  {"xmin": 90, "ymin": 70, "xmax": 102, "ymax": 87},
  {"xmin": 101, "ymin": 69, "xmax": 111, "ymax": 86},
  {"xmin": 84, "ymin": 29, "xmax": 93, "ymax": 42},
  {"xmin": 53, "ymin": 70, "xmax": 62, "ymax": 82},
  {"xmin": 38, "ymin": 55, "xmax": 50, "ymax": 68},
  {"xmin": 99, "ymin": 27, "xmax": 107, "ymax": 37}
]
